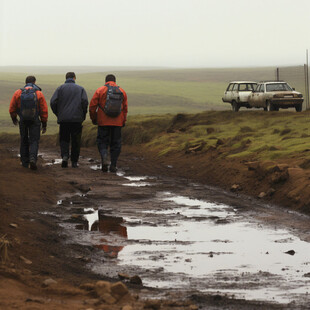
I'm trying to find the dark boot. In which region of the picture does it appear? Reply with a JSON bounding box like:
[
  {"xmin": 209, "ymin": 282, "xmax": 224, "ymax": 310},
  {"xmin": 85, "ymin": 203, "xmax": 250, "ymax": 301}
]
[
  {"xmin": 29, "ymin": 158, "xmax": 37, "ymax": 170},
  {"xmin": 109, "ymin": 165, "xmax": 117, "ymax": 173},
  {"xmin": 62, "ymin": 156, "xmax": 68, "ymax": 168},
  {"xmin": 101, "ymin": 155, "xmax": 109, "ymax": 172}
]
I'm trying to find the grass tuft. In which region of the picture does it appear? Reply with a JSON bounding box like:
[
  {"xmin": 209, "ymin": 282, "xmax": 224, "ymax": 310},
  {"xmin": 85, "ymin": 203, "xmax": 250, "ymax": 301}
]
[{"xmin": 0, "ymin": 235, "xmax": 11, "ymax": 263}]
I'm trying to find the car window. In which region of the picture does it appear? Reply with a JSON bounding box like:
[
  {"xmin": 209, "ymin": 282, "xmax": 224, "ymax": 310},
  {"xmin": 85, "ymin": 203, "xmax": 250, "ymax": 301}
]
[
  {"xmin": 259, "ymin": 84, "xmax": 265, "ymax": 92},
  {"xmin": 232, "ymin": 84, "xmax": 238, "ymax": 91},
  {"xmin": 248, "ymin": 83, "xmax": 257, "ymax": 91},
  {"xmin": 226, "ymin": 83, "xmax": 234, "ymax": 91},
  {"xmin": 254, "ymin": 84, "xmax": 260, "ymax": 92},
  {"xmin": 239, "ymin": 84, "xmax": 247, "ymax": 91},
  {"xmin": 266, "ymin": 83, "xmax": 292, "ymax": 92}
]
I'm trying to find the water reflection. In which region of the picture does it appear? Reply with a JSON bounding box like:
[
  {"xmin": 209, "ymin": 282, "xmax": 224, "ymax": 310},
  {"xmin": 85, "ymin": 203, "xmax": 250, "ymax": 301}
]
[{"xmin": 86, "ymin": 210, "xmax": 127, "ymax": 258}]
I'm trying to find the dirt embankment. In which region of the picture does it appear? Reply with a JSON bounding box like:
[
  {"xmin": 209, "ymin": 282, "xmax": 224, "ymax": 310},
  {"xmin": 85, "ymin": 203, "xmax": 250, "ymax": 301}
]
[
  {"xmin": 118, "ymin": 111, "xmax": 310, "ymax": 216},
  {"xmin": 123, "ymin": 145, "xmax": 310, "ymax": 216}
]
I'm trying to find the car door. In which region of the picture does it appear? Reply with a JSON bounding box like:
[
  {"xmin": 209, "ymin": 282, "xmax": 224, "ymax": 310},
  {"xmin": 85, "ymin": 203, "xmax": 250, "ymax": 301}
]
[
  {"xmin": 223, "ymin": 83, "xmax": 234, "ymax": 102},
  {"xmin": 248, "ymin": 84, "xmax": 260, "ymax": 107},
  {"xmin": 256, "ymin": 84, "xmax": 265, "ymax": 107},
  {"xmin": 231, "ymin": 83, "xmax": 239, "ymax": 102}
]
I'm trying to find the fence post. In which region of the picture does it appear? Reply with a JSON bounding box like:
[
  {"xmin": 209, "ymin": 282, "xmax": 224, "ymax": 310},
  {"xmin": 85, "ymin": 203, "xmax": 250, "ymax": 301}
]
[
  {"xmin": 304, "ymin": 65, "xmax": 307, "ymax": 109},
  {"xmin": 304, "ymin": 64, "xmax": 310, "ymax": 110},
  {"xmin": 306, "ymin": 50, "xmax": 310, "ymax": 110}
]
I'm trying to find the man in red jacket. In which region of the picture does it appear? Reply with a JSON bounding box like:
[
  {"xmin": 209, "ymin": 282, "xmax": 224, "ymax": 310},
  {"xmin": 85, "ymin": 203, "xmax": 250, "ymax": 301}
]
[
  {"xmin": 9, "ymin": 76, "xmax": 48, "ymax": 170},
  {"xmin": 89, "ymin": 74, "xmax": 128, "ymax": 172}
]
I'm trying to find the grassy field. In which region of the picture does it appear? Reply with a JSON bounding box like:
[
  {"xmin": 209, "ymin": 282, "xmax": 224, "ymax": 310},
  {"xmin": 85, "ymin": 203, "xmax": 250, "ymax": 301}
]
[
  {"xmin": 120, "ymin": 111, "xmax": 310, "ymax": 163},
  {"xmin": 0, "ymin": 66, "xmax": 279, "ymax": 133}
]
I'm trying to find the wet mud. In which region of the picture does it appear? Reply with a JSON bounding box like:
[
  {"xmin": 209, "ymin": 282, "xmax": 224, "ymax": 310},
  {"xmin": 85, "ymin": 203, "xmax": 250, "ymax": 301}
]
[{"xmin": 40, "ymin": 148, "xmax": 310, "ymax": 308}]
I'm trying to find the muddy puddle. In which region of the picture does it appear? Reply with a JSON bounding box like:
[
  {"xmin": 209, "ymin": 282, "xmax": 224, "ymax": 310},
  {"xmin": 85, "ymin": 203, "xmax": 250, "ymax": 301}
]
[{"xmin": 45, "ymin": 155, "xmax": 310, "ymax": 307}]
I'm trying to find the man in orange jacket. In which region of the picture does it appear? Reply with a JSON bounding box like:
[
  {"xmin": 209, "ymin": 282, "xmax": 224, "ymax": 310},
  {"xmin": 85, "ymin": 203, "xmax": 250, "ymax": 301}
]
[
  {"xmin": 9, "ymin": 76, "xmax": 48, "ymax": 170},
  {"xmin": 89, "ymin": 74, "xmax": 128, "ymax": 172}
]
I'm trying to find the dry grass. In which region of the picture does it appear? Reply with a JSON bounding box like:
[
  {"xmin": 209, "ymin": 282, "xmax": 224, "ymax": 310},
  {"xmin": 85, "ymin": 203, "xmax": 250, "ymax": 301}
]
[{"xmin": 0, "ymin": 235, "xmax": 11, "ymax": 263}]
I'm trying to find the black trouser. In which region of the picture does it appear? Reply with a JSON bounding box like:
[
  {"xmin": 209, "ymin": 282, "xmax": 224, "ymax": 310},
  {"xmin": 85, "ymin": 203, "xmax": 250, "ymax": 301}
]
[
  {"xmin": 97, "ymin": 126, "xmax": 122, "ymax": 167},
  {"xmin": 59, "ymin": 122, "xmax": 82, "ymax": 163},
  {"xmin": 19, "ymin": 119, "xmax": 41, "ymax": 166}
]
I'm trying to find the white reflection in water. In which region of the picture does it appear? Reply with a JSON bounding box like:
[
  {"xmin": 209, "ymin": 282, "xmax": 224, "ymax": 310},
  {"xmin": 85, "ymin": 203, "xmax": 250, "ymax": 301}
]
[
  {"xmin": 123, "ymin": 182, "xmax": 151, "ymax": 187},
  {"xmin": 124, "ymin": 176, "xmax": 148, "ymax": 181},
  {"xmin": 45, "ymin": 159, "xmax": 62, "ymax": 166},
  {"xmin": 83, "ymin": 208, "xmax": 97, "ymax": 230}
]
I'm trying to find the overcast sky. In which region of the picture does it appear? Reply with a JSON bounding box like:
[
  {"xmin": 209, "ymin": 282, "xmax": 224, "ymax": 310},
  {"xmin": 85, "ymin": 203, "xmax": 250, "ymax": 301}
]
[{"xmin": 1, "ymin": 0, "xmax": 310, "ymax": 68}]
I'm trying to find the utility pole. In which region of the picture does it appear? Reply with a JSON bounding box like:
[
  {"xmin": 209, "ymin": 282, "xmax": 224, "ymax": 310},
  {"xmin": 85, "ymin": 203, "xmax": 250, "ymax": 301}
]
[{"xmin": 306, "ymin": 49, "xmax": 310, "ymax": 110}]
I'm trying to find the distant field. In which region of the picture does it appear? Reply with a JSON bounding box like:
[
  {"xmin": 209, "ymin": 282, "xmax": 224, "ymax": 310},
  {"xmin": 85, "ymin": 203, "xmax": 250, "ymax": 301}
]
[{"xmin": 0, "ymin": 66, "xmax": 285, "ymax": 133}]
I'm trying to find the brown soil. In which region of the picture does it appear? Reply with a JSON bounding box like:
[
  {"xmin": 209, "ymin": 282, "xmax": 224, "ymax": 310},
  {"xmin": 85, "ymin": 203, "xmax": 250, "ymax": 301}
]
[
  {"xmin": 0, "ymin": 144, "xmax": 200, "ymax": 310},
  {"xmin": 0, "ymin": 141, "xmax": 309, "ymax": 309}
]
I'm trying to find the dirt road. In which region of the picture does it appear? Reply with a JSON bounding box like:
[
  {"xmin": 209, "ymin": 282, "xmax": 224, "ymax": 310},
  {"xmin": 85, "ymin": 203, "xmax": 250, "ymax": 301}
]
[{"xmin": 0, "ymin": 143, "xmax": 309, "ymax": 309}]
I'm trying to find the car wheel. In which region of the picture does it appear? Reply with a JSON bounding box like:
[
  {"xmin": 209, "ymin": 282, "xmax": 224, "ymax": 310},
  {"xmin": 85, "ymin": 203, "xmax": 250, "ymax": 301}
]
[
  {"xmin": 266, "ymin": 101, "xmax": 274, "ymax": 112},
  {"xmin": 295, "ymin": 104, "xmax": 302, "ymax": 112},
  {"xmin": 232, "ymin": 101, "xmax": 240, "ymax": 112}
]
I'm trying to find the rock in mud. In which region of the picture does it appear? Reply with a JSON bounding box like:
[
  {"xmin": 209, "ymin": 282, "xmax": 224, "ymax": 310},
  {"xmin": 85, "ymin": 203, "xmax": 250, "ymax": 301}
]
[
  {"xmin": 110, "ymin": 281, "xmax": 129, "ymax": 299},
  {"xmin": 42, "ymin": 278, "xmax": 57, "ymax": 287},
  {"xmin": 95, "ymin": 281, "xmax": 129, "ymax": 304},
  {"xmin": 95, "ymin": 280, "xmax": 111, "ymax": 296},
  {"xmin": 258, "ymin": 192, "xmax": 266, "ymax": 199},
  {"xmin": 9, "ymin": 223, "xmax": 18, "ymax": 229},
  {"xmin": 118, "ymin": 272, "xmax": 130, "ymax": 280},
  {"xmin": 230, "ymin": 184, "xmax": 242, "ymax": 192},
  {"xmin": 129, "ymin": 275, "xmax": 143, "ymax": 285},
  {"xmin": 285, "ymin": 250, "xmax": 296, "ymax": 256}
]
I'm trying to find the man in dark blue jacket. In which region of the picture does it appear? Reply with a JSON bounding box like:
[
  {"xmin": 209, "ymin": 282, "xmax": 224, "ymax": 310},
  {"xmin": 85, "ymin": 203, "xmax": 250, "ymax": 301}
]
[{"xmin": 50, "ymin": 72, "xmax": 88, "ymax": 168}]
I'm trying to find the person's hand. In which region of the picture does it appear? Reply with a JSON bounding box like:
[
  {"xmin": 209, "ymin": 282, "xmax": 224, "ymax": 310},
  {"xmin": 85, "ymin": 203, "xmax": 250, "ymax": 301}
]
[
  {"xmin": 122, "ymin": 123, "xmax": 126, "ymax": 128},
  {"xmin": 41, "ymin": 122, "xmax": 47, "ymax": 134},
  {"xmin": 12, "ymin": 118, "xmax": 18, "ymax": 125},
  {"xmin": 92, "ymin": 119, "xmax": 97, "ymax": 125}
]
